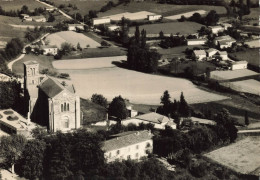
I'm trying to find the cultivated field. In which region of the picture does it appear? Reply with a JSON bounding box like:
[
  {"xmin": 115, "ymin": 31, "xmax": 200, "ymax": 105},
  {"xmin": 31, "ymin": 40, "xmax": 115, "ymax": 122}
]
[
  {"xmin": 210, "ymin": 69, "xmax": 259, "ymax": 81},
  {"xmin": 54, "ymin": 58, "xmax": 228, "ymax": 105},
  {"xmin": 129, "ymin": 22, "xmax": 202, "ymax": 36},
  {"xmin": 0, "ymin": 0, "xmax": 48, "ymax": 11},
  {"xmin": 45, "ymin": 31, "xmax": 100, "ymax": 49},
  {"xmin": 98, "ymin": 2, "xmax": 226, "ymax": 17},
  {"xmin": 205, "ymin": 136, "xmax": 260, "ymax": 175},
  {"xmin": 53, "ymin": 56, "xmax": 126, "ymax": 69},
  {"xmin": 230, "ymin": 48, "xmax": 260, "ymax": 69},
  {"xmin": 165, "ymin": 10, "xmax": 207, "ymax": 20},
  {"xmin": 103, "ymin": 11, "xmax": 155, "ymax": 21},
  {"xmin": 221, "ymin": 79, "xmax": 260, "ymax": 95}
]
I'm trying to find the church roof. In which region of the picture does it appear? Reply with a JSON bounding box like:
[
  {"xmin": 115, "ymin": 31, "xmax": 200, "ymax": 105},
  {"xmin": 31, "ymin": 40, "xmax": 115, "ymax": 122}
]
[{"xmin": 39, "ymin": 76, "xmax": 75, "ymax": 98}]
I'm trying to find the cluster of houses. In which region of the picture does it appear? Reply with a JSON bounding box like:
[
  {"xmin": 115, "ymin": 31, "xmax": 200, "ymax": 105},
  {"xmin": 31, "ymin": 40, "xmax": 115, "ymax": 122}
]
[{"xmin": 20, "ymin": 14, "xmax": 46, "ymax": 22}]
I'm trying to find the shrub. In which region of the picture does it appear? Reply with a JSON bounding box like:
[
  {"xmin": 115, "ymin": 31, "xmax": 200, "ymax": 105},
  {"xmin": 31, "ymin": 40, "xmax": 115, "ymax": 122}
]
[
  {"xmin": 189, "ymin": 160, "xmax": 208, "ymax": 178},
  {"xmin": 57, "ymin": 73, "xmax": 70, "ymax": 79}
]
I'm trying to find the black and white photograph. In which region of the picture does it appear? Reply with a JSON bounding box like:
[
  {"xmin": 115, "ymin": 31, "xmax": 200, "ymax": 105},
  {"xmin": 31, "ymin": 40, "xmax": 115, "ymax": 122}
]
[{"xmin": 0, "ymin": 0, "xmax": 259, "ymax": 179}]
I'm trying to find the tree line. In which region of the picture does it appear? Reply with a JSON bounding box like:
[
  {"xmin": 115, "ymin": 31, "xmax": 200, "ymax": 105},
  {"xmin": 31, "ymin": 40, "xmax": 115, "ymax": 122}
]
[{"xmin": 0, "ymin": 5, "xmax": 45, "ymax": 17}]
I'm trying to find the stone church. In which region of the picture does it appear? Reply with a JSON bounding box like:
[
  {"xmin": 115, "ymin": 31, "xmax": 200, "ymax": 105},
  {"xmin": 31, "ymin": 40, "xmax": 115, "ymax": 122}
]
[{"xmin": 24, "ymin": 61, "xmax": 81, "ymax": 132}]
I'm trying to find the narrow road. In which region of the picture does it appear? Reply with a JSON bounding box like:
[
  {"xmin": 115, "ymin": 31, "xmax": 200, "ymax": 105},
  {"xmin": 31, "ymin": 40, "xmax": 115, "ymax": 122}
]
[{"xmin": 238, "ymin": 129, "xmax": 260, "ymax": 134}]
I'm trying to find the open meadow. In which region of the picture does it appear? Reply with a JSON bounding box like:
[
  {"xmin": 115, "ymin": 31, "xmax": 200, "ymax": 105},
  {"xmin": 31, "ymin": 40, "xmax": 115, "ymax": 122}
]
[
  {"xmin": 129, "ymin": 22, "xmax": 202, "ymax": 36},
  {"xmin": 45, "ymin": 31, "xmax": 100, "ymax": 49},
  {"xmin": 98, "ymin": 2, "xmax": 226, "ymax": 17},
  {"xmin": 205, "ymin": 136, "xmax": 260, "ymax": 175},
  {"xmin": 0, "ymin": 0, "xmax": 48, "ymax": 11},
  {"xmin": 164, "ymin": 10, "xmax": 207, "ymax": 20},
  {"xmin": 210, "ymin": 69, "xmax": 259, "ymax": 81},
  {"xmin": 220, "ymin": 79, "xmax": 260, "ymax": 96},
  {"xmin": 103, "ymin": 11, "xmax": 155, "ymax": 21}
]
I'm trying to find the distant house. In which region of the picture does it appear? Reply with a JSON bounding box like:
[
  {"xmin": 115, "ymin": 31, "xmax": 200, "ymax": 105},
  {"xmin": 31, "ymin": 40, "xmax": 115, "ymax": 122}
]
[
  {"xmin": 41, "ymin": 45, "xmax": 58, "ymax": 55},
  {"xmin": 187, "ymin": 39, "xmax": 207, "ymax": 45},
  {"xmin": 46, "ymin": 8, "xmax": 56, "ymax": 12},
  {"xmin": 206, "ymin": 48, "xmax": 218, "ymax": 57},
  {"xmin": 147, "ymin": 14, "xmax": 162, "ymax": 21},
  {"xmin": 181, "ymin": 117, "xmax": 216, "ymax": 126},
  {"xmin": 92, "ymin": 17, "xmax": 111, "ymax": 26},
  {"xmin": 221, "ymin": 23, "xmax": 232, "ymax": 30},
  {"xmin": 125, "ymin": 101, "xmax": 138, "ymax": 118},
  {"xmin": 118, "ymin": 112, "xmax": 176, "ymax": 129},
  {"xmin": 0, "ymin": 109, "xmax": 43, "ymax": 139},
  {"xmin": 193, "ymin": 50, "xmax": 207, "ymax": 61},
  {"xmin": 214, "ymin": 35, "xmax": 236, "ymax": 49},
  {"xmin": 68, "ymin": 24, "xmax": 84, "ymax": 31},
  {"xmin": 107, "ymin": 25, "xmax": 120, "ymax": 31},
  {"xmin": 209, "ymin": 26, "xmax": 224, "ymax": 34},
  {"xmin": 0, "ymin": 73, "xmax": 12, "ymax": 82},
  {"xmin": 231, "ymin": 61, "xmax": 248, "ymax": 70},
  {"xmin": 32, "ymin": 16, "xmax": 46, "ymax": 22},
  {"xmin": 214, "ymin": 51, "xmax": 228, "ymax": 60},
  {"xmin": 102, "ymin": 130, "xmax": 153, "ymax": 163}
]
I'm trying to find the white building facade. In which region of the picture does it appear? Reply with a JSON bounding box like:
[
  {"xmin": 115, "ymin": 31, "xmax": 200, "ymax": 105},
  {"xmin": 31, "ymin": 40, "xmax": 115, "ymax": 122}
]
[{"xmin": 92, "ymin": 18, "xmax": 111, "ymax": 26}]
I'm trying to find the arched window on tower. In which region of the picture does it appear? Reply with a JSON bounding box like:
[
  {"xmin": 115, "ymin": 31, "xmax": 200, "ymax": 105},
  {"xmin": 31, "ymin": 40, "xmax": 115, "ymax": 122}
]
[
  {"xmin": 61, "ymin": 104, "xmax": 63, "ymax": 112},
  {"xmin": 67, "ymin": 103, "xmax": 69, "ymax": 111}
]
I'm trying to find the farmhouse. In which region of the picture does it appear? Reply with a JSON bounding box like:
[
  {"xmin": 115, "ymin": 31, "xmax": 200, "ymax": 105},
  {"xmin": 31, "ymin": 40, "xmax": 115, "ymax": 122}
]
[
  {"xmin": 119, "ymin": 112, "xmax": 176, "ymax": 129},
  {"xmin": 230, "ymin": 61, "xmax": 248, "ymax": 70},
  {"xmin": 0, "ymin": 109, "xmax": 41, "ymax": 139},
  {"xmin": 41, "ymin": 45, "xmax": 58, "ymax": 55},
  {"xmin": 23, "ymin": 61, "xmax": 81, "ymax": 133},
  {"xmin": 193, "ymin": 50, "xmax": 207, "ymax": 61},
  {"xmin": 102, "ymin": 130, "xmax": 153, "ymax": 163},
  {"xmin": 187, "ymin": 39, "xmax": 207, "ymax": 45},
  {"xmin": 0, "ymin": 73, "xmax": 12, "ymax": 82},
  {"xmin": 32, "ymin": 15, "xmax": 46, "ymax": 22},
  {"xmin": 214, "ymin": 51, "xmax": 228, "ymax": 60},
  {"xmin": 214, "ymin": 35, "xmax": 236, "ymax": 49},
  {"xmin": 206, "ymin": 48, "xmax": 218, "ymax": 57},
  {"xmin": 107, "ymin": 25, "xmax": 120, "ymax": 31},
  {"xmin": 92, "ymin": 17, "xmax": 111, "ymax": 26},
  {"xmin": 68, "ymin": 24, "xmax": 84, "ymax": 31},
  {"xmin": 209, "ymin": 26, "xmax": 224, "ymax": 34},
  {"xmin": 147, "ymin": 14, "xmax": 162, "ymax": 21},
  {"xmin": 221, "ymin": 23, "xmax": 232, "ymax": 30}
]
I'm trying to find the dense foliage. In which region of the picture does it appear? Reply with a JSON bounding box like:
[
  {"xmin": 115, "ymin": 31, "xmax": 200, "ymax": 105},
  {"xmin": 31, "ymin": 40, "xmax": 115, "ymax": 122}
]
[
  {"xmin": 108, "ymin": 95, "xmax": 128, "ymax": 120},
  {"xmin": 91, "ymin": 94, "xmax": 108, "ymax": 108}
]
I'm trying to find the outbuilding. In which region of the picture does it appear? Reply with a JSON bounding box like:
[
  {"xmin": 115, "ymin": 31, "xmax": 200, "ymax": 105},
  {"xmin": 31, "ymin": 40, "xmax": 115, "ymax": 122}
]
[{"xmin": 231, "ymin": 61, "xmax": 248, "ymax": 70}]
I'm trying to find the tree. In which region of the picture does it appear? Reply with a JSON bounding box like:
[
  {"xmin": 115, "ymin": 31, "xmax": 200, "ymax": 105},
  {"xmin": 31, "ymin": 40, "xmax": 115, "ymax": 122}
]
[
  {"xmin": 178, "ymin": 92, "xmax": 190, "ymax": 117},
  {"xmin": 119, "ymin": 17, "xmax": 129, "ymax": 45},
  {"xmin": 205, "ymin": 10, "xmax": 219, "ymax": 26},
  {"xmin": 25, "ymin": 46, "xmax": 31, "ymax": 54},
  {"xmin": 135, "ymin": 25, "xmax": 140, "ymax": 44},
  {"xmin": 91, "ymin": 94, "xmax": 108, "ymax": 108},
  {"xmin": 140, "ymin": 29, "xmax": 147, "ymax": 49},
  {"xmin": 21, "ymin": 5, "xmax": 29, "ymax": 14},
  {"xmin": 77, "ymin": 42, "xmax": 82, "ymax": 51},
  {"xmin": 19, "ymin": 139, "xmax": 46, "ymax": 179},
  {"xmin": 245, "ymin": 110, "xmax": 249, "ymax": 125},
  {"xmin": 0, "ymin": 135, "xmax": 27, "ymax": 173},
  {"xmin": 100, "ymin": 40, "xmax": 110, "ymax": 47},
  {"xmin": 60, "ymin": 42, "xmax": 73, "ymax": 55},
  {"xmin": 159, "ymin": 31, "xmax": 164, "ymax": 39},
  {"xmin": 108, "ymin": 95, "xmax": 128, "ymax": 121},
  {"xmin": 88, "ymin": 10, "xmax": 97, "ymax": 19},
  {"xmin": 48, "ymin": 13, "xmax": 55, "ymax": 22}
]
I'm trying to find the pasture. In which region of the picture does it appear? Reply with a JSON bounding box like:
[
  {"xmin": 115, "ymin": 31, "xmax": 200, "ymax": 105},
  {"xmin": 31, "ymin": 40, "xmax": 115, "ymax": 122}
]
[
  {"xmin": 165, "ymin": 10, "xmax": 207, "ymax": 20},
  {"xmin": 98, "ymin": 2, "xmax": 226, "ymax": 17},
  {"xmin": 230, "ymin": 48, "xmax": 260, "ymax": 70},
  {"xmin": 45, "ymin": 31, "xmax": 100, "ymax": 49},
  {"xmin": 103, "ymin": 11, "xmax": 155, "ymax": 21},
  {"xmin": 205, "ymin": 136, "xmax": 260, "ymax": 175},
  {"xmin": 0, "ymin": 0, "xmax": 48, "ymax": 11},
  {"xmin": 210, "ymin": 69, "xmax": 259, "ymax": 81},
  {"xmin": 221, "ymin": 79, "xmax": 260, "ymax": 95},
  {"xmin": 129, "ymin": 22, "xmax": 202, "ymax": 36},
  {"xmin": 54, "ymin": 58, "xmax": 228, "ymax": 105}
]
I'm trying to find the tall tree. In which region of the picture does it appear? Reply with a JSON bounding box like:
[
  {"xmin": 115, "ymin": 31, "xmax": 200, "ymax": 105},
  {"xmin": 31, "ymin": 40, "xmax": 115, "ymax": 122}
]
[
  {"xmin": 108, "ymin": 95, "xmax": 128, "ymax": 121},
  {"xmin": 0, "ymin": 135, "xmax": 27, "ymax": 173},
  {"xmin": 205, "ymin": 10, "xmax": 219, "ymax": 26},
  {"xmin": 140, "ymin": 29, "xmax": 147, "ymax": 49},
  {"xmin": 91, "ymin": 94, "xmax": 108, "ymax": 108},
  {"xmin": 178, "ymin": 92, "xmax": 190, "ymax": 117},
  {"xmin": 19, "ymin": 139, "xmax": 46, "ymax": 179},
  {"xmin": 161, "ymin": 90, "xmax": 171, "ymax": 107},
  {"xmin": 135, "ymin": 25, "xmax": 140, "ymax": 45}
]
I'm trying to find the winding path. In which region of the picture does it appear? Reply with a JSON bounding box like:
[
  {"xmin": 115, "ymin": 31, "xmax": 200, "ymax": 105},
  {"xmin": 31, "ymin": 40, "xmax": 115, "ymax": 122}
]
[{"xmin": 7, "ymin": 54, "xmax": 25, "ymax": 71}]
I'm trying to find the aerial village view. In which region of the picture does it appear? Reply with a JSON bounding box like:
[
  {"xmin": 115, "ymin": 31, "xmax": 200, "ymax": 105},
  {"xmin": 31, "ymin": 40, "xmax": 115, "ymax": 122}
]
[{"xmin": 0, "ymin": 0, "xmax": 259, "ymax": 179}]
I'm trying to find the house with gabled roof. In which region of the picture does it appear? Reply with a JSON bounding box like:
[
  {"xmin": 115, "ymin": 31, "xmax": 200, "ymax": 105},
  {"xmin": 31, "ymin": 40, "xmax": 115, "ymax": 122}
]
[
  {"xmin": 192, "ymin": 50, "xmax": 207, "ymax": 61},
  {"xmin": 24, "ymin": 61, "xmax": 81, "ymax": 132},
  {"xmin": 214, "ymin": 35, "xmax": 236, "ymax": 49},
  {"xmin": 102, "ymin": 130, "xmax": 153, "ymax": 163}
]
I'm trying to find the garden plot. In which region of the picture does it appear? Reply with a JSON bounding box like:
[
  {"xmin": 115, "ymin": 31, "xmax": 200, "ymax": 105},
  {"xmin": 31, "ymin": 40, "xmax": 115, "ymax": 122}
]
[
  {"xmin": 45, "ymin": 31, "xmax": 100, "ymax": 49},
  {"xmin": 55, "ymin": 65, "xmax": 228, "ymax": 105},
  {"xmin": 210, "ymin": 69, "xmax": 259, "ymax": 81},
  {"xmin": 165, "ymin": 10, "xmax": 207, "ymax": 20},
  {"xmin": 103, "ymin": 11, "xmax": 155, "ymax": 21},
  {"xmin": 221, "ymin": 79, "xmax": 260, "ymax": 95},
  {"xmin": 205, "ymin": 136, "xmax": 260, "ymax": 175}
]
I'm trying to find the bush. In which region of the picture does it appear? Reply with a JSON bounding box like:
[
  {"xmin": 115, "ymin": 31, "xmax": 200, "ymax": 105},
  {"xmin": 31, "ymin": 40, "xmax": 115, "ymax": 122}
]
[
  {"xmin": 57, "ymin": 73, "xmax": 70, "ymax": 79},
  {"xmin": 189, "ymin": 160, "xmax": 208, "ymax": 178},
  {"xmin": 54, "ymin": 53, "xmax": 62, "ymax": 60}
]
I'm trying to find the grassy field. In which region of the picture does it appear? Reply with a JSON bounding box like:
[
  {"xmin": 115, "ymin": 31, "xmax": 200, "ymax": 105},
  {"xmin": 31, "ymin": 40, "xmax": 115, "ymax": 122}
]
[
  {"xmin": 164, "ymin": 10, "xmax": 207, "ymax": 20},
  {"xmin": 242, "ymin": 8, "xmax": 260, "ymax": 25},
  {"xmin": 205, "ymin": 136, "xmax": 260, "ymax": 175},
  {"xmin": 129, "ymin": 21, "xmax": 202, "ymax": 36},
  {"xmin": 230, "ymin": 48, "xmax": 260, "ymax": 68},
  {"xmin": 45, "ymin": 31, "xmax": 100, "ymax": 48},
  {"xmin": 0, "ymin": 15, "xmax": 55, "ymax": 26},
  {"xmin": 12, "ymin": 54, "xmax": 55, "ymax": 76},
  {"xmin": 191, "ymin": 93, "xmax": 260, "ymax": 125},
  {"xmin": 98, "ymin": 2, "xmax": 226, "ymax": 17},
  {"xmin": 63, "ymin": 47, "xmax": 127, "ymax": 59},
  {"xmin": 0, "ymin": 0, "xmax": 48, "ymax": 11},
  {"xmin": 210, "ymin": 69, "xmax": 259, "ymax": 81},
  {"xmin": 221, "ymin": 79, "xmax": 260, "ymax": 95}
]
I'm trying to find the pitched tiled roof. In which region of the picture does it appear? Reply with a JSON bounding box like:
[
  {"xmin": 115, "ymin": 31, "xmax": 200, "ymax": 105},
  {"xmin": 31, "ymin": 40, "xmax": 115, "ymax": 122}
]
[
  {"xmin": 135, "ymin": 112, "xmax": 171, "ymax": 124},
  {"xmin": 102, "ymin": 130, "xmax": 153, "ymax": 152},
  {"xmin": 194, "ymin": 50, "xmax": 206, "ymax": 56},
  {"xmin": 24, "ymin": 61, "xmax": 38, "ymax": 65}
]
